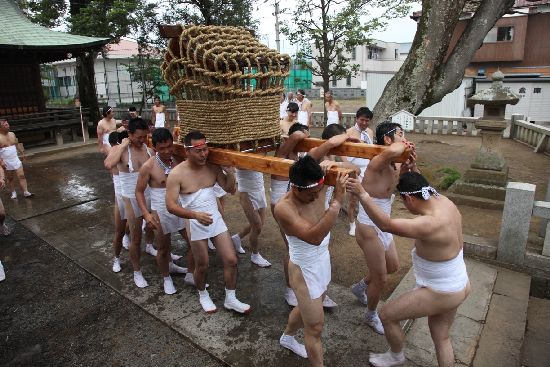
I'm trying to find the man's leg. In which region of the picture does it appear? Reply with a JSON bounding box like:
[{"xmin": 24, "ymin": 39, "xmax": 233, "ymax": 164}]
[
  {"xmin": 214, "ymin": 231, "xmax": 250, "ymax": 313},
  {"xmin": 15, "ymin": 166, "xmax": 31, "ymax": 195},
  {"xmin": 356, "ymin": 224, "xmax": 388, "ymax": 333},
  {"xmin": 0, "ymin": 198, "xmax": 9, "ymax": 235},
  {"xmin": 6, "ymin": 170, "xmax": 15, "ymax": 198},
  {"xmin": 371, "ymin": 286, "xmax": 470, "ymax": 367},
  {"xmin": 429, "ymin": 308, "xmax": 458, "ymax": 367},
  {"xmin": 111, "ymin": 198, "xmax": 125, "ymax": 273},
  {"xmin": 190, "ymin": 238, "xmax": 216, "ymax": 312},
  {"xmin": 180, "ymin": 229, "xmax": 197, "ymax": 286},
  {"xmin": 348, "ymin": 193, "xmax": 358, "ymax": 236},
  {"xmin": 283, "ymin": 261, "xmax": 324, "ymax": 364},
  {"xmin": 124, "ymin": 198, "xmax": 147, "ymax": 287},
  {"xmin": 239, "ymin": 192, "xmax": 270, "ymax": 266},
  {"xmin": 154, "ymin": 214, "xmax": 176, "ymax": 295},
  {"xmin": 271, "ymin": 203, "xmax": 296, "ymax": 306}
]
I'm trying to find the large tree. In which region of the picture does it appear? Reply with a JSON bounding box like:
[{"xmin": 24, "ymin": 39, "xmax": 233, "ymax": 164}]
[
  {"xmin": 372, "ymin": 0, "xmax": 516, "ymax": 124},
  {"xmin": 281, "ymin": 0, "xmax": 411, "ymax": 121}
]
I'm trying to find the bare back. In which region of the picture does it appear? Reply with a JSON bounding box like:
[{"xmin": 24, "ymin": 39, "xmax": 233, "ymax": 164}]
[{"xmin": 413, "ymin": 196, "xmax": 464, "ymax": 262}]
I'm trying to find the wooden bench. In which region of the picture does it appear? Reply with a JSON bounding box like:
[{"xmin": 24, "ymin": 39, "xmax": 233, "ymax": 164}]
[{"xmin": 0, "ymin": 108, "xmax": 89, "ymax": 147}]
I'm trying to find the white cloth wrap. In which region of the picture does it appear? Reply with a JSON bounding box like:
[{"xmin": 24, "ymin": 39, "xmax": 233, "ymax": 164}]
[
  {"xmin": 154, "ymin": 112, "xmax": 166, "ymax": 128},
  {"xmin": 213, "ymin": 182, "xmax": 227, "ymax": 198},
  {"xmin": 280, "ymin": 101, "xmax": 288, "ymax": 119},
  {"xmin": 324, "ymin": 186, "xmax": 334, "ymax": 210},
  {"xmin": 180, "ymin": 187, "xmax": 227, "ymax": 241},
  {"xmin": 236, "ymin": 169, "xmax": 267, "ymax": 210},
  {"xmin": 357, "ymin": 195, "xmax": 395, "ymax": 250},
  {"xmin": 326, "ymin": 111, "xmax": 339, "ymax": 125},
  {"xmin": 112, "ymin": 174, "xmax": 126, "ymax": 220},
  {"xmin": 270, "ymin": 179, "xmax": 289, "ymax": 205},
  {"xmin": 102, "ymin": 132, "xmax": 111, "ymax": 147},
  {"xmin": 150, "ymin": 187, "xmax": 184, "ymax": 235},
  {"xmin": 297, "ymin": 111, "xmax": 309, "ymax": 126},
  {"xmin": 119, "ymin": 171, "xmax": 150, "ymax": 217},
  {"xmin": 286, "ymin": 233, "xmax": 331, "ymax": 300},
  {"xmin": 412, "ymin": 248, "xmax": 469, "ymax": 293},
  {"xmin": 0, "ymin": 145, "xmax": 22, "ymax": 170}
]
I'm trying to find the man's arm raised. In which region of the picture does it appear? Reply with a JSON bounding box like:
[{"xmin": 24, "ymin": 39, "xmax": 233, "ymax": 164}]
[
  {"xmin": 367, "ymin": 141, "xmax": 407, "ymax": 172},
  {"xmin": 307, "ymin": 133, "xmax": 350, "ymax": 162},
  {"xmin": 275, "ymin": 173, "xmax": 347, "ymax": 245},
  {"xmin": 347, "ymin": 177, "xmax": 434, "ymax": 239},
  {"xmin": 276, "ymin": 130, "xmax": 309, "ymax": 159},
  {"xmin": 216, "ymin": 165, "xmax": 236, "ymax": 194}
]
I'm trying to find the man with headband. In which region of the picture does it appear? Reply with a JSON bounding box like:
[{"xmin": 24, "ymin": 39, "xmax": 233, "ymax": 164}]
[
  {"xmin": 347, "ymin": 172, "xmax": 470, "ymax": 367},
  {"xmin": 275, "ymin": 133, "xmax": 350, "ymax": 364},
  {"xmin": 166, "ymin": 131, "xmax": 250, "ymax": 314},
  {"xmin": 295, "ymin": 89, "xmax": 312, "ymax": 127},
  {"xmin": 350, "ymin": 121, "xmax": 416, "ymax": 335},
  {"xmin": 280, "ymin": 102, "xmax": 300, "ymax": 136},
  {"xmin": 135, "ymin": 128, "xmax": 191, "ymax": 295},
  {"xmin": 104, "ymin": 118, "xmax": 156, "ymax": 288},
  {"xmin": 97, "ymin": 106, "xmax": 117, "ymax": 155}
]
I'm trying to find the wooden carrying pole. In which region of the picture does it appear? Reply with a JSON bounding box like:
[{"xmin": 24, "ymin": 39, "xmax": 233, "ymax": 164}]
[{"xmin": 173, "ymin": 144, "xmax": 355, "ymax": 186}]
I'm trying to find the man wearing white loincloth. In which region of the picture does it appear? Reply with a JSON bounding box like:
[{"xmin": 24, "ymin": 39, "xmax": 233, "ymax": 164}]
[
  {"xmin": 0, "ymin": 119, "xmax": 33, "ymax": 200},
  {"xmin": 280, "ymin": 102, "xmax": 299, "ymax": 136},
  {"xmin": 275, "ymin": 153, "xmax": 349, "ymax": 365},
  {"xmin": 135, "ymin": 128, "xmax": 192, "ymax": 295},
  {"xmin": 295, "ymin": 89, "xmax": 312, "ymax": 127},
  {"xmin": 347, "ymin": 172, "xmax": 470, "ymax": 367},
  {"xmin": 349, "ymin": 122, "xmax": 417, "ymax": 335},
  {"xmin": 97, "ymin": 106, "xmax": 117, "ymax": 155},
  {"xmin": 107, "ymin": 131, "xmax": 130, "ymax": 273},
  {"xmin": 324, "ymin": 90, "xmax": 342, "ymax": 125},
  {"xmin": 346, "ymin": 107, "xmax": 374, "ymax": 236},
  {"xmin": 152, "ymin": 95, "xmax": 169, "ymax": 129},
  {"xmin": 231, "ymin": 167, "xmax": 271, "ymax": 267},
  {"xmin": 104, "ymin": 118, "xmax": 157, "ymax": 288},
  {"xmin": 166, "ymin": 131, "xmax": 250, "ymax": 314}
]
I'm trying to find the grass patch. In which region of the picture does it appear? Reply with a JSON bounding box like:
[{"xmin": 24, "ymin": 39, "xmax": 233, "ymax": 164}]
[{"xmin": 437, "ymin": 167, "xmax": 461, "ymax": 190}]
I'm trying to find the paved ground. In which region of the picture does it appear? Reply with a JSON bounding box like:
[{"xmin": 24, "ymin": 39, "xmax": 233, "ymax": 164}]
[{"xmin": 1, "ymin": 131, "xmax": 549, "ymax": 366}]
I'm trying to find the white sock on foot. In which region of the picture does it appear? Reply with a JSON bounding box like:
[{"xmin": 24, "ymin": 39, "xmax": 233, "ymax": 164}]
[
  {"xmin": 351, "ymin": 278, "xmax": 368, "ymax": 305},
  {"xmin": 163, "ymin": 276, "xmax": 176, "ymax": 295},
  {"xmin": 133, "ymin": 271, "xmax": 148, "ymax": 288},
  {"xmin": 122, "ymin": 234, "xmax": 130, "ymax": 250},
  {"xmin": 284, "ymin": 287, "xmax": 298, "ymax": 307},
  {"xmin": 349, "ymin": 221, "xmax": 356, "ymax": 236},
  {"xmin": 251, "ymin": 253, "xmax": 271, "ymax": 267},
  {"xmin": 170, "ymin": 252, "xmax": 182, "ymax": 260},
  {"xmin": 365, "ymin": 310, "xmax": 385, "ymax": 335},
  {"xmin": 145, "ymin": 243, "xmax": 157, "ymax": 256},
  {"xmin": 168, "ymin": 262, "xmax": 187, "ymax": 274},
  {"xmin": 10, "ymin": 191, "xmax": 16, "ymax": 199},
  {"xmin": 184, "ymin": 272, "xmax": 195, "ymax": 286},
  {"xmin": 224, "ymin": 288, "xmax": 251, "ymax": 314},
  {"xmin": 231, "ymin": 234, "xmax": 245, "ymax": 254},
  {"xmin": 199, "ymin": 290, "xmax": 217, "ymax": 313},
  {"xmin": 369, "ymin": 350, "xmax": 405, "ymax": 367},
  {"xmin": 112, "ymin": 257, "xmax": 121, "ymax": 273},
  {"xmin": 279, "ymin": 333, "xmax": 307, "ymax": 358}
]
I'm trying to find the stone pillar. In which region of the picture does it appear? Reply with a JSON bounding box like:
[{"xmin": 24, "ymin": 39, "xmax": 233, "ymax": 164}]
[
  {"xmin": 498, "ymin": 182, "xmax": 536, "ymax": 265},
  {"xmin": 539, "ymin": 177, "xmax": 550, "ymax": 237}
]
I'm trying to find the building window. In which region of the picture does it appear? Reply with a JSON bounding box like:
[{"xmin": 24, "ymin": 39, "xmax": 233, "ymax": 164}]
[
  {"xmin": 351, "ymin": 47, "xmax": 356, "ymax": 60},
  {"xmin": 534, "ymin": 87, "xmax": 542, "ymax": 93},
  {"xmin": 56, "ymin": 76, "xmax": 73, "ymax": 87},
  {"xmin": 483, "ymin": 26, "xmax": 514, "ymax": 43},
  {"xmin": 367, "ymin": 47, "xmax": 379, "ymax": 60},
  {"xmin": 332, "ymin": 76, "xmax": 337, "ymax": 87},
  {"xmin": 519, "ymin": 87, "xmax": 526, "ymax": 94},
  {"xmin": 346, "ymin": 76, "xmax": 352, "ymax": 87}
]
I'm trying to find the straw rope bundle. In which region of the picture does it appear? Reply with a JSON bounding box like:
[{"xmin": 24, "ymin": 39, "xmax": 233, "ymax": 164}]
[{"xmin": 161, "ymin": 25, "xmax": 290, "ymax": 146}]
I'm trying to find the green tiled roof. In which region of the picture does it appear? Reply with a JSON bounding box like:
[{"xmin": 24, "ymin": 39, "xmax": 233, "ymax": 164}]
[{"xmin": 0, "ymin": 0, "xmax": 109, "ymax": 50}]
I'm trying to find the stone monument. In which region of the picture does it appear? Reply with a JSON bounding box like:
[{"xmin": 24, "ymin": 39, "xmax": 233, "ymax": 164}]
[{"xmin": 449, "ymin": 70, "xmax": 519, "ymax": 208}]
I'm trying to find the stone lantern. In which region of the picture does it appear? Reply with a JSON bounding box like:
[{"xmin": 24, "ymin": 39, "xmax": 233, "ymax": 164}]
[{"xmin": 449, "ymin": 70, "xmax": 519, "ymax": 207}]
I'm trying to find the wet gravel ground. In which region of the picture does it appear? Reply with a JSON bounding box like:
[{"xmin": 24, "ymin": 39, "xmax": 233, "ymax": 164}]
[{"xmin": 0, "ymin": 217, "xmax": 223, "ymax": 367}]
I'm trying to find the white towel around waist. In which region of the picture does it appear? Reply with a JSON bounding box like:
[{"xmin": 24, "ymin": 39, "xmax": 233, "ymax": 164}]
[
  {"xmin": 150, "ymin": 187, "xmax": 168, "ymax": 212},
  {"xmin": 286, "ymin": 233, "xmax": 330, "ymax": 267},
  {"xmin": 412, "ymin": 248, "xmax": 469, "ymax": 293},
  {"xmin": 236, "ymin": 169, "xmax": 264, "ymax": 193},
  {"xmin": 119, "ymin": 171, "xmax": 139, "ymax": 198}
]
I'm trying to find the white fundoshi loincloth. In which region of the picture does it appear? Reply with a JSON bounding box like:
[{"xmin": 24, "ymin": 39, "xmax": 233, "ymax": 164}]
[
  {"xmin": 213, "ymin": 182, "xmax": 227, "ymax": 198},
  {"xmin": 112, "ymin": 174, "xmax": 126, "ymax": 220},
  {"xmin": 412, "ymin": 248, "xmax": 469, "ymax": 293},
  {"xmin": 150, "ymin": 187, "xmax": 185, "ymax": 235},
  {"xmin": 326, "ymin": 111, "xmax": 339, "ymax": 125},
  {"xmin": 179, "ymin": 186, "xmax": 228, "ymax": 241},
  {"xmin": 357, "ymin": 195, "xmax": 395, "ymax": 251},
  {"xmin": 286, "ymin": 233, "xmax": 331, "ymax": 300},
  {"xmin": 154, "ymin": 112, "xmax": 166, "ymax": 128},
  {"xmin": 0, "ymin": 145, "xmax": 22, "ymax": 171},
  {"xmin": 236, "ymin": 169, "xmax": 267, "ymax": 210},
  {"xmin": 270, "ymin": 179, "xmax": 289, "ymax": 205}
]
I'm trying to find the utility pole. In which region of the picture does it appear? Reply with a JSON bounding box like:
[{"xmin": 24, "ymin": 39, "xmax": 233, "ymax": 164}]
[{"xmin": 274, "ymin": 1, "xmax": 280, "ymax": 52}]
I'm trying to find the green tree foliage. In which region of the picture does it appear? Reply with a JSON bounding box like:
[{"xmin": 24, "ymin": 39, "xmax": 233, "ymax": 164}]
[
  {"xmin": 281, "ymin": 0, "xmax": 411, "ymax": 94},
  {"xmin": 16, "ymin": 0, "xmax": 66, "ymax": 27},
  {"xmin": 164, "ymin": 0, "xmax": 258, "ymax": 31}
]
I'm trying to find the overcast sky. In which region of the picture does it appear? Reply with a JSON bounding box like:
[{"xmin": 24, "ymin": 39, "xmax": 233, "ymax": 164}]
[{"xmin": 252, "ymin": 1, "xmax": 422, "ymax": 55}]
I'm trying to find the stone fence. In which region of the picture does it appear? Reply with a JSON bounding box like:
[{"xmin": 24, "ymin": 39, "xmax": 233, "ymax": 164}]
[
  {"xmin": 498, "ymin": 179, "xmax": 550, "ymax": 272},
  {"xmin": 510, "ymin": 114, "xmax": 550, "ymax": 154}
]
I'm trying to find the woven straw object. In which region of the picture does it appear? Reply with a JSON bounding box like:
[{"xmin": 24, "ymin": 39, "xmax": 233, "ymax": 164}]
[{"xmin": 161, "ymin": 25, "xmax": 290, "ymax": 147}]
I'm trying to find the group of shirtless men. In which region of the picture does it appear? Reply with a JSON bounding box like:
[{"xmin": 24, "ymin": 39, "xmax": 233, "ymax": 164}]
[{"xmin": 97, "ymin": 101, "xmax": 471, "ymax": 367}]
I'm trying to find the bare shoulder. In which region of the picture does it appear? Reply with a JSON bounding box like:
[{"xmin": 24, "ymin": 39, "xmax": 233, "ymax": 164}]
[{"xmin": 273, "ymin": 197, "xmax": 295, "ymax": 221}]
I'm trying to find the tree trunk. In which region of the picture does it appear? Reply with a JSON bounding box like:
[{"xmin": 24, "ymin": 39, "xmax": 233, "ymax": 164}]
[
  {"xmin": 322, "ymin": 77, "xmax": 330, "ymax": 126},
  {"xmin": 372, "ymin": 0, "xmax": 514, "ymax": 126},
  {"xmin": 76, "ymin": 51, "xmax": 100, "ymax": 129}
]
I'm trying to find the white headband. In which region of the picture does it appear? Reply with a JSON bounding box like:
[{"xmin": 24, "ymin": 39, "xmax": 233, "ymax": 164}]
[{"xmin": 399, "ymin": 186, "xmax": 439, "ymax": 200}]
